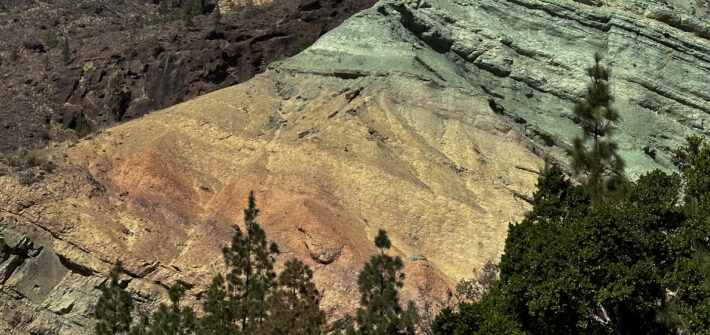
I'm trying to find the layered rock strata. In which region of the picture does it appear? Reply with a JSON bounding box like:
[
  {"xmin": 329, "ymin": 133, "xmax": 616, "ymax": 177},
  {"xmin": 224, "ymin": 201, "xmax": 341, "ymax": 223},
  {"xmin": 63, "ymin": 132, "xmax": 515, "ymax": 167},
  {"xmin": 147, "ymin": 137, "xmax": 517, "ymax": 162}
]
[{"xmin": 1, "ymin": 0, "xmax": 709, "ymax": 333}]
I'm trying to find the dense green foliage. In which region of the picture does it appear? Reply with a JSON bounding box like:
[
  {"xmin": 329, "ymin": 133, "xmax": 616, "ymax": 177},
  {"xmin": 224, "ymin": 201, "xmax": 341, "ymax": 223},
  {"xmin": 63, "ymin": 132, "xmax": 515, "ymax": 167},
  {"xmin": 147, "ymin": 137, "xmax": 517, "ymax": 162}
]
[
  {"xmin": 433, "ymin": 55, "xmax": 710, "ymax": 335},
  {"xmin": 454, "ymin": 260, "xmax": 498, "ymax": 303},
  {"xmin": 146, "ymin": 282, "xmax": 196, "ymax": 335},
  {"xmin": 345, "ymin": 229, "xmax": 418, "ymax": 335},
  {"xmin": 154, "ymin": 0, "xmax": 203, "ymax": 26},
  {"xmin": 262, "ymin": 258, "xmax": 326, "ymax": 335},
  {"xmin": 432, "ymin": 138, "xmax": 710, "ymax": 334},
  {"xmin": 107, "ymin": 74, "xmax": 130, "ymax": 120},
  {"xmin": 95, "ymin": 261, "xmax": 134, "ymax": 335},
  {"xmin": 199, "ymin": 191, "xmax": 281, "ymax": 334},
  {"xmin": 570, "ymin": 53, "xmax": 626, "ymax": 199},
  {"xmin": 198, "ymin": 192, "xmax": 325, "ymax": 334},
  {"xmin": 181, "ymin": 0, "xmax": 202, "ymax": 28}
]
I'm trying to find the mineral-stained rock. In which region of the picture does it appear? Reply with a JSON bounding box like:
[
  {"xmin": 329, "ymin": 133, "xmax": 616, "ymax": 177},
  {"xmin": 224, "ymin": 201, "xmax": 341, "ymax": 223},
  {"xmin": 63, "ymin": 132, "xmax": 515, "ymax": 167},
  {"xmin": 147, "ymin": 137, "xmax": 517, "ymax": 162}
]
[
  {"xmin": 0, "ymin": 0, "xmax": 709, "ymax": 333},
  {"xmin": 284, "ymin": 0, "xmax": 710, "ymax": 178}
]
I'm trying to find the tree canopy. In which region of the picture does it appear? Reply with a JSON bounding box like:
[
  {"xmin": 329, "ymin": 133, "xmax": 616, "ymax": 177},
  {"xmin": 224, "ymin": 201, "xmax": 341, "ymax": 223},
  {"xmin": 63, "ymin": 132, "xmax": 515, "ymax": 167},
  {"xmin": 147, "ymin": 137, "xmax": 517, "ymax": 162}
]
[
  {"xmin": 346, "ymin": 229, "xmax": 419, "ymax": 335},
  {"xmin": 432, "ymin": 138, "xmax": 710, "ymax": 334},
  {"xmin": 95, "ymin": 261, "xmax": 134, "ymax": 335},
  {"xmin": 570, "ymin": 53, "xmax": 626, "ymax": 199}
]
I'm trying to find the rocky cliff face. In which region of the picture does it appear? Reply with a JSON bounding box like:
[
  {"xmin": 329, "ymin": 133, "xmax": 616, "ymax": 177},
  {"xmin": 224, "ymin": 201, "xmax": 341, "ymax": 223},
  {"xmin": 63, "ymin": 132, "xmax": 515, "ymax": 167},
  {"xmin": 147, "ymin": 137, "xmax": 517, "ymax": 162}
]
[
  {"xmin": 0, "ymin": 0, "xmax": 376, "ymax": 153},
  {"xmin": 284, "ymin": 0, "xmax": 710, "ymax": 178},
  {"xmin": 1, "ymin": 0, "xmax": 709, "ymax": 333}
]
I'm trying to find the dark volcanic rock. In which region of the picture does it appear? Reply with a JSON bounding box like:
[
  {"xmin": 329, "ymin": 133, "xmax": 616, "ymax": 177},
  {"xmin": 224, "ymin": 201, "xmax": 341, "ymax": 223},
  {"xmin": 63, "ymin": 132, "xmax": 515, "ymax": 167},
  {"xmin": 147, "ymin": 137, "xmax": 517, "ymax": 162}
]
[{"xmin": 0, "ymin": 0, "xmax": 376, "ymax": 153}]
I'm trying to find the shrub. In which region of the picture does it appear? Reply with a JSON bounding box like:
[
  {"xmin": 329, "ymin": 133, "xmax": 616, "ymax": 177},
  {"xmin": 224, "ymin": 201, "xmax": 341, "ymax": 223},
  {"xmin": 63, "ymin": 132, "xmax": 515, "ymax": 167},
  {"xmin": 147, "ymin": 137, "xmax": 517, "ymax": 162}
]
[
  {"xmin": 213, "ymin": 3, "xmax": 222, "ymax": 26},
  {"xmin": 83, "ymin": 61, "xmax": 94, "ymax": 72},
  {"xmin": 10, "ymin": 49, "xmax": 19, "ymax": 62},
  {"xmin": 4, "ymin": 148, "xmax": 55, "ymax": 174},
  {"xmin": 106, "ymin": 74, "xmax": 131, "ymax": 119},
  {"xmin": 43, "ymin": 29, "xmax": 58, "ymax": 49},
  {"xmin": 61, "ymin": 38, "xmax": 70, "ymax": 65},
  {"xmin": 73, "ymin": 113, "xmax": 92, "ymax": 139},
  {"xmin": 151, "ymin": 42, "xmax": 165, "ymax": 58},
  {"xmin": 23, "ymin": 149, "xmax": 48, "ymax": 168},
  {"xmin": 181, "ymin": 0, "xmax": 202, "ymax": 28},
  {"xmin": 43, "ymin": 55, "xmax": 51, "ymax": 71}
]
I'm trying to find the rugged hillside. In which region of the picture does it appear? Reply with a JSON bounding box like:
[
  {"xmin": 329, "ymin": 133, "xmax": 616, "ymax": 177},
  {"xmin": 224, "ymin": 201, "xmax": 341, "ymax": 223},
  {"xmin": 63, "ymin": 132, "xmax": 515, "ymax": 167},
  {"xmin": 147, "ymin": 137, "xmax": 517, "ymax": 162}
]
[
  {"xmin": 287, "ymin": 0, "xmax": 710, "ymax": 178},
  {"xmin": 1, "ymin": 0, "xmax": 709, "ymax": 333},
  {"xmin": 0, "ymin": 0, "xmax": 377, "ymax": 153}
]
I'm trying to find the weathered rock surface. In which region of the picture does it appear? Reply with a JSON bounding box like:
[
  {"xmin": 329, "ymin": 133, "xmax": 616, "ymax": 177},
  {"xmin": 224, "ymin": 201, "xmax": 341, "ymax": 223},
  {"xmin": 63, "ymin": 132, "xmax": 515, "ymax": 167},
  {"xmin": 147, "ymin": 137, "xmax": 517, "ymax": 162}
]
[
  {"xmin": 1, "ymin": 0, "xmax": 709, "ymax": 333},
  {"xmin": 0, "ymin": 0, "xmax": 377, "ymax": 153},
  {"xmin": 284, "ymin": 0, "xmax": 710, "ymax": 178}
]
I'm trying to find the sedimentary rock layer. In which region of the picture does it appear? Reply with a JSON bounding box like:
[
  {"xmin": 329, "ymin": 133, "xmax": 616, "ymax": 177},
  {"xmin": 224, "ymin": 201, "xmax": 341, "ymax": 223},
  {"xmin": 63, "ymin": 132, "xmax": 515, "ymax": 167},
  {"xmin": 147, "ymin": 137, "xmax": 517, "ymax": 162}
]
[{"xmin": 1, "ymin": 0, "xmax": 708, "ymax": 333}]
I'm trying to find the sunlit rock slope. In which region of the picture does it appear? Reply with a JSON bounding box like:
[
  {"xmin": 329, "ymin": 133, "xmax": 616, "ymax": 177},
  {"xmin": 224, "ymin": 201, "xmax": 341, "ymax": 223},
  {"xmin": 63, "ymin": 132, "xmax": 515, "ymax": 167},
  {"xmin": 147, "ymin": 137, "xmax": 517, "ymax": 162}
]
[{"xmin": 1, "ymin": 0, "xmax": 709, "ymax": 333}]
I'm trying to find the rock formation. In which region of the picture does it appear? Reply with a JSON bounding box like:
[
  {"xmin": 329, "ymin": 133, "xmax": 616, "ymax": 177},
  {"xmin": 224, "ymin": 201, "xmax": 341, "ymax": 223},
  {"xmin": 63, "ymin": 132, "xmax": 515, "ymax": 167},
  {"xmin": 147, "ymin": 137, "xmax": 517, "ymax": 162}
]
[
  {"xmin": 0, "ymin": 0, "xmax": 377, "ymax": 153},
  {"xmin": 1, "ymin": 0, "xmax": 709, "ymax": 333}
]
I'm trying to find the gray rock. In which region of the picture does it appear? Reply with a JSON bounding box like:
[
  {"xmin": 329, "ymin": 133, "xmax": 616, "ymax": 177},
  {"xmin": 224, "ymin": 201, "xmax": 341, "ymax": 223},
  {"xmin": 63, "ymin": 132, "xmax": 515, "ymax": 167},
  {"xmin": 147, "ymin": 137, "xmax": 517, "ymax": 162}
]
[
  {"xmin": 281, "ymin": 0, "xmax": 710, "ymax": 179},
  {"xmin": 0, "ymin": 216, "xmax": 165, "ymax": 335}
]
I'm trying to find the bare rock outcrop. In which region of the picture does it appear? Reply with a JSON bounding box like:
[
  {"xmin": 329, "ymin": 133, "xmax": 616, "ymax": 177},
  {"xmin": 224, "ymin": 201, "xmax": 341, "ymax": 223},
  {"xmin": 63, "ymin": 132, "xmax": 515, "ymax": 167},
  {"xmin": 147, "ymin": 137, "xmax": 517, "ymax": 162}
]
[
  {"xmin": 284, "ymin": 0, "xmax": 710, "ymax": 178},
  {"xmin": 1, "ymin": 0, "xmax": 709, "ymax": 333},
  {"xmin": 0, "ymin": 0, "xmax": 377, "ymax": 153}
]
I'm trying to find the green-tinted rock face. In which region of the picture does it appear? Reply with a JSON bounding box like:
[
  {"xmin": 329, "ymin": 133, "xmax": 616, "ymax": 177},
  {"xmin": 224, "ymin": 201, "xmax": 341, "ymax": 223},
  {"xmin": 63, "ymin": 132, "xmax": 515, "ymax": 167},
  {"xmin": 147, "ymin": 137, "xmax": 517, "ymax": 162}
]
[{"xmin": 282, "ymin": 0, "xmax": 710, "ymax": 178}]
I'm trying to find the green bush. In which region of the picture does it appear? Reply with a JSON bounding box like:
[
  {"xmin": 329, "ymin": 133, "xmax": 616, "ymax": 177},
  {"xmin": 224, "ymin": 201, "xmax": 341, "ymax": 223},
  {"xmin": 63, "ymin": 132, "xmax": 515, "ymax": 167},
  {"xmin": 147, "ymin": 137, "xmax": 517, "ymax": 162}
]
[
  {"xmin": 83, "ymin": 61, "xmax": 94, "ymax": 72},
  {"xmin": 3, "ymin": 148, "xmax": 55, "ymax": 173},
  {"xmin": 151, "ymin": 42, "xmax": 165, "ymax": 58},
  {"xmin": 73, "ymin": 113, "xmax": 92, "ymax": 139},
  {"xmin": 10, "ymin": 49, "xmax": 19, "ymax": 62},
  {"xmin": 181, "ymin": 0, "xmax": 202, "ymax": 28},
  {"xmin": 106, "ymin": 74, "xmax": 130, "ymax": 119},
  {"xmin": 213, "ymin": 3, "xmax": 222, "ymax": 26},
  {"xmin": 43, "ymin": 29, "xmax": 58, "ymax": 49},
  {"xmin": 23, "ymin": 149, "xmax": 47, "ymax": 168},
  {"xmin": 433, "ymin": 158, "xmax": 710, "ymax": 335}
]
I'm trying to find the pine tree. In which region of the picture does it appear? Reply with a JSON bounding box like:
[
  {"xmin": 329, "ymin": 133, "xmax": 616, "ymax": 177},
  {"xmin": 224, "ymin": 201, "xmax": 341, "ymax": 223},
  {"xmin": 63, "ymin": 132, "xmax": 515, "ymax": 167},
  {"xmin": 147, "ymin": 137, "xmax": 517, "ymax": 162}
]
[
  {"xmin": 348, "ymin": 229, "xmax": 417, "ymax": 335},
  {"xmin": 146, "ymin": 281, "xmax": 196, "ymax": 335},
  {"xmin": 107, "ymin": 73, "xmax": 130, "ymax": 120},
  {"xmin": 570, "ymin": 53, "xmax": 625, "ymax": 200},
  {"xmin": 198, "ymin": 275, "xmax": 235, "ymax": 335},
  {"xmin": 95, "ymin": 261, "xmax": 134, "ymax": 335},
  {"xmin": 181, "ymin": 0, "xmax": 202, "ymax": 28},
  {"xmin": 455, "ymin": 261, "xmax": 499, "ymax": 302},
  {"xmin": 130, "ymin": 308, "xmax": 151, "ymax": 335},
  {"xmin": 198, "ymin": 191, "xmax": 280, "ymax": 334},
  {"xmin": 262, "ymin": 258, "xmax": 325, "ymax": 335},
  {"xmin": 61, "ymin": 38, "xmax": 71, "ymax": 65},
  {"xmin": 212, "ymin": 3, "xmax": 222, "ymax": 26}
]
